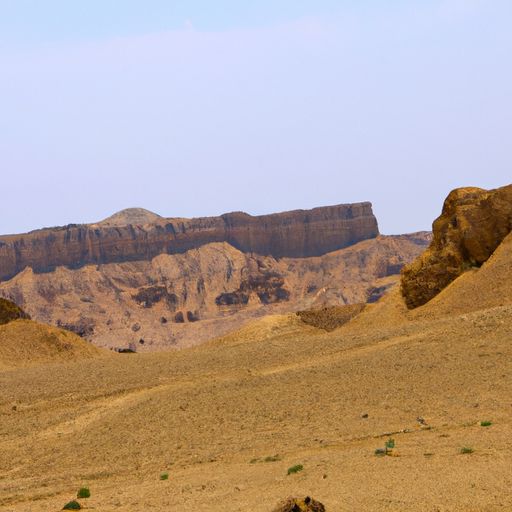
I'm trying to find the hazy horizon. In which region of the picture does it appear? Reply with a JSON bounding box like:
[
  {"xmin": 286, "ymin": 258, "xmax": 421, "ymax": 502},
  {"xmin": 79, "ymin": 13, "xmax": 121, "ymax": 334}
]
[{"xmin": 1, "ymin": 0, "xmax": 511, "ymax": 235}]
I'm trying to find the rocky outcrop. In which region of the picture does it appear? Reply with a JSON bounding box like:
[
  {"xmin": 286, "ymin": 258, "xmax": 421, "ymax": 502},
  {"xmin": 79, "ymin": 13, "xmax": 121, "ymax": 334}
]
[
  {"xmin": 272, "ymin": 497, "xmax": 326, "ymax": 512},
  {"xmin": 401, "ymin": 185, "xmax": 512, "ymax": 309},
  {"xmin": 0, "ymin": 298, "xmax": 30, "ymax": 325},
  {"xmin": 0, "ymin": 203, "xmax": 378, "ymax": 282},
  {"xmin": 297, "ymin": 303, "xmax": 365, "ymax": 331},
  {"xmin": 0, "ymin": 234, "xmax": 429, "ymax": 350}
]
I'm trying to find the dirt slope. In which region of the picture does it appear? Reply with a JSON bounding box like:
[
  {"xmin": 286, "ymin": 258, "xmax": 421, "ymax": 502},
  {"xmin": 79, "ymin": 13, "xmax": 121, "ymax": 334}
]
[
  {"xmin": 1, "ymin": 229, "xmax": 511, "ymax": 510},
  {"xmin": 1, "ymin": 191, "xmax": 511, "ymax": 511},
  {"xmin": 0, "ymin": 319, "xmax": 107, "ymax": 370}
]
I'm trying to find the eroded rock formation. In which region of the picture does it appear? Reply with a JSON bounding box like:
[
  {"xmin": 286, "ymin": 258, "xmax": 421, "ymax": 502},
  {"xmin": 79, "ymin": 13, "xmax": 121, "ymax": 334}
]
[
  {"xmin": 0, "ymin": 203, "xmax": 379, "ymax": 282},
  {"xmin": 0, "ymin": 234, "xmax": 429, "ymax": 350},
  {"xmin": 401, "ymin": 185, "xmax": 512, "ymax": 309}
]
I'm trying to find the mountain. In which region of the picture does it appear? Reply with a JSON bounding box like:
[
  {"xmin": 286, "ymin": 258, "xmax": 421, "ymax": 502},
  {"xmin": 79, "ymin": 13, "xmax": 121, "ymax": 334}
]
[
  {"xmin": 0, "ymin": 203, "xmax": 378, "ymax": 282},
  {"xmin": 0, "ymin": 202, "xmax": 429, "ymax": 349},
  {"xmin": 96, "ymin": 207, "xmax": 163, "ymax": 227},
  {"xmin": 1, "ymin": 186, "xmax": 511, "ymax": 511},
  {"xmin": 0, "ymin": 234, "xmax": 429, "ymax": 350}
]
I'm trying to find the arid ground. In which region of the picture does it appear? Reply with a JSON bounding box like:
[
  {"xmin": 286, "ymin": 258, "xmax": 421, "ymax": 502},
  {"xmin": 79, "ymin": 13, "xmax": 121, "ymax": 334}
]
[{"xmin": 1, "ymin": 230, "xmax": 512, "ymax": 511}]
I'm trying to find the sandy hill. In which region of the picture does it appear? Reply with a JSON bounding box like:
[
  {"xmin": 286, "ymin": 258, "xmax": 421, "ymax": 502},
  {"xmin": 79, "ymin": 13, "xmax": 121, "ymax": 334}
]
[
  {"xmin": 0, "ymin": 186, "xmax": 511, "ymax": 511},
  {"xmin": 0, "ymin": 296, "xmax": 107, "ymax": 370},
  {"xmin": 0, "ymin": 319, "xmax": 107, "ymax": 370}
]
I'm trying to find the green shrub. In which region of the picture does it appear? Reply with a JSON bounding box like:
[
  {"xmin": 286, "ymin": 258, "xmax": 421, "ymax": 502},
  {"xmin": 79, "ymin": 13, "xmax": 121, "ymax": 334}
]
[
  {"xmin": 287, "ymin": 464, "xmax": 304, "ymax": 475},
  {"xmin": 62, "ymin": 501, "xmax": 81, "ymax": 510},
  {"xmin": 375, "ymin": 438, "xmax": 396, "ymax": 456},
  {"xmin": 160, "ymin": 472, "xmax": 169, "ymax": 480},
  {"xmin": 77, "ymin": 487, "xmax": 90, "ymax": 499},
  {"xmin": 385, "ymin": 438, "xmax": 395, "ymax": 450},
  {"xmin": 460, "ymin": 447, "xmax": 474, "ymax": 454},
  {"xmin": 480, "ymin": 421, "xmax": 492, "ymax": 427}
]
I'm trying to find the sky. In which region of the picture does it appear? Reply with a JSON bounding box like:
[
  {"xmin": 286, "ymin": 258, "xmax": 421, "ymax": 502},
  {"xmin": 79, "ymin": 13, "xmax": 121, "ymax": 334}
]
[{"xmin": 1, "ymin": 0, "xmax": 511, "ymax": 235}]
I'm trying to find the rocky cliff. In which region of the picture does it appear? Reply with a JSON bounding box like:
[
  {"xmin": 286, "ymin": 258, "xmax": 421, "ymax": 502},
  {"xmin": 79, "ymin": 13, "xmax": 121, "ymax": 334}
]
[
  {"xmin": 0, "ymin": 203, "xmax": 378, "ymax": 282},
  {"xmin": 0, "ymin": 234, "xmax": 430, "ymax": 350},
  {"xmin": 401, "ymin": 184, "xmax": 512, "ymax": 309}
]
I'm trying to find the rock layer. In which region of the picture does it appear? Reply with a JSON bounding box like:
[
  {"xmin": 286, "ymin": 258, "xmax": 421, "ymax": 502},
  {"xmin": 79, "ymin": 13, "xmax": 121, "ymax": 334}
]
[
  {"xmin": 401, "ymin": 184, "xmax": 512, "ymax": 309},
  {"xmin": 0, "ymin": 234, "xmax": 429, "ymax": 350},
  {"xmin": 0, "ymin": 203, "xmax": 378, "ymax": 282}
]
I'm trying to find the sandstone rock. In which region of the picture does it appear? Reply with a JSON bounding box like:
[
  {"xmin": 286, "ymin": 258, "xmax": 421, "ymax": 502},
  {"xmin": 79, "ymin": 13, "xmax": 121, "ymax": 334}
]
[
  {"xmin": 0, "ymin": 203, "xmax": 378, "ymax": 282},
  {"xmin": 272, "ymin": 496, "xmax": 326, "ymax": 512},
  {"xmin": 401, "ymin": 185, "xmax": 512, "ymax": 309}
]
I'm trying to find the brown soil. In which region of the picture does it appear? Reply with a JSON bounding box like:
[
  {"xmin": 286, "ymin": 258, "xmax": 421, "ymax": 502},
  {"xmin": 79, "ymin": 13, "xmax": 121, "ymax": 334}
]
[
  {"xmin": 0, "ymin": 319, "xmax": 107, "ymax": 370},
  {"xmin": 1, "ymin": 230, "xmax": 511, "ymax": 510}
]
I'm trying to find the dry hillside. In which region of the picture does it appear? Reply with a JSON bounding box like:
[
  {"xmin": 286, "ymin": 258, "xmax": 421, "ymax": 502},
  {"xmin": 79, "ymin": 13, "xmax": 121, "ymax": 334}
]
[
  {"xmin": 1, "ymin": 240, "xmax": 511, "ymax": 510},
  {"xmin": 1, "ymin": 188, "xmax": 511, "ymax": 511},
  {"xmin": 0, "ymin": 296, "xmax": 107, "ymax": 371}
]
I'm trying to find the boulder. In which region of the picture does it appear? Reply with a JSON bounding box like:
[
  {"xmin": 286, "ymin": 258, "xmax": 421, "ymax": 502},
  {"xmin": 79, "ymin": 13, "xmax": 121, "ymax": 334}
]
[
  {"xmin": 272, "ymin": 496, "xmax": 326, "ymax": 512},
  {"xmin": 401, "ymin": 185, "xmax": 512, "ymax": 308}
]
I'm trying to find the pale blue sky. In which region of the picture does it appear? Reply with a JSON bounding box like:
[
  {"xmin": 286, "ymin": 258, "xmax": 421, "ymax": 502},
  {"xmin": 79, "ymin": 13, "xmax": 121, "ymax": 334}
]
[{"xmin": 1, "ymin": 0, "xmax": 511, "ymax": 235}]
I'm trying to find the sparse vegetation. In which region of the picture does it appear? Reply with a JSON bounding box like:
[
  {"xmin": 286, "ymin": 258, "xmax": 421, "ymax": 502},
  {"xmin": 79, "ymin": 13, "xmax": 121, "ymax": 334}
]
[
  {"xmin": 250, "ymin": 454, "xmax": 281, "ymax": 464},
  {"xmin": 480, "ymin": 421, "xmax": 492, "ymax": 427},
  {"xmin": 375, "ymin": 438, "xmax": 396, "ymax": 456},
  {"xmin": 160, "ymin": 472, "xmax": 169, "ymax": 480},
  {"xmin": 287, "ymin": 464, "xmax": 303, "ymax": 475},
  {"xmin": 460, "ymin": 447, "xmax": 474, "ymax": 454},
  {"xmin": 62, "ymin": 501, "xmax": 81, "ymax": 510},
  {"xmin": 77, "ymin": 487, "xmax": 90, "ymax": 499}
]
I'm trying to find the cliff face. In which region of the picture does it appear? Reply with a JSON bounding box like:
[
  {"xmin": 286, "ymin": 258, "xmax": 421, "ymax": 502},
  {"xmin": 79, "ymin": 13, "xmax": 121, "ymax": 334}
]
[
  {"xmin": 0, "ymin": 234, "xmax": 430, "ymax": 350},
  {"xmin": 0, "ymin": 203, "xmax": 378, "ymax": 282},
  {"xmin": 401, "ymin": 184, "xmax": 512, "ymax": 309}
]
